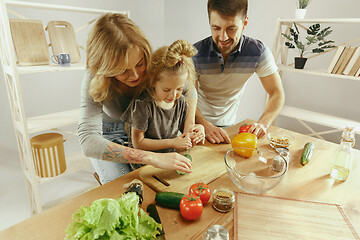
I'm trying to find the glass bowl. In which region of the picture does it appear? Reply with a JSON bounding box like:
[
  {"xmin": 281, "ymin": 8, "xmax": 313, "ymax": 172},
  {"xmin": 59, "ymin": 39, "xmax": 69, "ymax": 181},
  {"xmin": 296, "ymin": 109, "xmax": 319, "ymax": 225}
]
[
  {"xmin": 224, "ymin": 147, "xmax": 287, "ymax": 194},
  {"xmin": 267, "ymin": 132, "xmax": 295, "ymax": 149}
]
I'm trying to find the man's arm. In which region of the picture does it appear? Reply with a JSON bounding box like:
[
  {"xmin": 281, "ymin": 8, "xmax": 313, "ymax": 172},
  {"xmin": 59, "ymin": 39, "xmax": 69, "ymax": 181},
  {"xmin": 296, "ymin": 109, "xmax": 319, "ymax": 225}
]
[{"xmin": 249, "ymin": 71, "xmax": 285, "ymax": 138}]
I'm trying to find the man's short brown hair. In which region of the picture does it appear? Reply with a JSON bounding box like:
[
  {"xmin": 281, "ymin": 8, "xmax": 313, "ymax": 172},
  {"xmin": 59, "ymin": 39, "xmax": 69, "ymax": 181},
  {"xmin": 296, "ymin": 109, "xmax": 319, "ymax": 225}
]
[{"xmin": 207, "ymin": 0, "xmax": 248, "ymax": 18}]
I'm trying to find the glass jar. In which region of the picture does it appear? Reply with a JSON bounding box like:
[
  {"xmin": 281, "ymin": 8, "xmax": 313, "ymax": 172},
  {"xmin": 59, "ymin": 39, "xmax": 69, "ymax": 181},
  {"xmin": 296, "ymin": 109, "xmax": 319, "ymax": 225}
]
[
  {"xmin": 202, "ymin": 225, "xmax": 229, "ymax": 240},
  {"xmin": 212, "ymin": 188, "xmax": 235, "ymax": 213}
]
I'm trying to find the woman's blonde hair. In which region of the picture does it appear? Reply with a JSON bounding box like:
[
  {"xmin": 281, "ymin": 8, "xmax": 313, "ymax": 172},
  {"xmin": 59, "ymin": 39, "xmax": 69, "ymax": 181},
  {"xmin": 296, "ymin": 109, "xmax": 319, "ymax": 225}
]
[
  {"xmin": 86, "ymin": 13, "xmax": 152, "ymax": 102},
  {"xmin": 140, "ymin": 39, "xmax": 197, "ymax": 98}
]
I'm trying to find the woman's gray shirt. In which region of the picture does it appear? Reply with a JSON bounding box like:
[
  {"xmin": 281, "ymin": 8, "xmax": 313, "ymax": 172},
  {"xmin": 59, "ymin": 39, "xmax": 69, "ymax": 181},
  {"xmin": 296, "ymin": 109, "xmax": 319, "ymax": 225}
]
[{"xmin": 77, "ymin": 72, "xmax": 131, "ymax": 160}]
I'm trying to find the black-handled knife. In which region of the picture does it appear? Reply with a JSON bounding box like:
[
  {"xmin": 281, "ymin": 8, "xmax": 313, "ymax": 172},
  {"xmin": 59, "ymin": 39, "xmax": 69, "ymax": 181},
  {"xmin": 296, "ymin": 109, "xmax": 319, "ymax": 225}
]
[{"xmin": 146, "ymin": 204, "xmax": 166, "ymax": 240}]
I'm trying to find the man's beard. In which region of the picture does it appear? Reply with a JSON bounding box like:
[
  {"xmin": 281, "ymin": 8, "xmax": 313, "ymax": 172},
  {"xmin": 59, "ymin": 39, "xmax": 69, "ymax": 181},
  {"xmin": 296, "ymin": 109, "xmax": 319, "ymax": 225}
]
[{"xmin": 215, "ymin": 38, "xmax": 235, "ymax": 54}]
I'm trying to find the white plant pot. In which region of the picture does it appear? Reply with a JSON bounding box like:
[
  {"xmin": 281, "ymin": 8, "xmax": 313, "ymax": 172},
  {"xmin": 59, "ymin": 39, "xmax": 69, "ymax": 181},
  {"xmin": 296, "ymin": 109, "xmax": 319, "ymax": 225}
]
[{"xmin": 295, "ymin": 9, "xmax": 307, "ymax": 19}]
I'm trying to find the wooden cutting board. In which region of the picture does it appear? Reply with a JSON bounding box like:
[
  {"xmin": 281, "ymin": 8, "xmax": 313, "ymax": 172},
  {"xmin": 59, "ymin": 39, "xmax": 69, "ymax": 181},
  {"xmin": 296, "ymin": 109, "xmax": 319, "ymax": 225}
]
[
  {"xmin": 10, "ymin": 19, "xmax": 49, "ymax": 66},
  {"xmin": 139, "ymin": 146, "xmax": 227, "ymax": 193},
  {"xmin": 234, "ymin": 193, "xmax": 360, "ymax": 240},
  {"xmin": 46, "ymin": 21, "xmax": 81, "ymax": 63}
]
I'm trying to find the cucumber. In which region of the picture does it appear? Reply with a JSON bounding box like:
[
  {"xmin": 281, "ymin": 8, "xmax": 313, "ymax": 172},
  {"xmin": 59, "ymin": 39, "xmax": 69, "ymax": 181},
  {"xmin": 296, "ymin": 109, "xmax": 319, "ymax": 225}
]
[
  {"xmin": 176, "ymin": 153, "xmax": 192, "ymax": 175},
  {"xmin": 300, "ymin": 142, "xmax": 315, "ymax": 166},
  {"xmin": 155, "ymin": 192, "xmax": 185, "ymax": 210}
]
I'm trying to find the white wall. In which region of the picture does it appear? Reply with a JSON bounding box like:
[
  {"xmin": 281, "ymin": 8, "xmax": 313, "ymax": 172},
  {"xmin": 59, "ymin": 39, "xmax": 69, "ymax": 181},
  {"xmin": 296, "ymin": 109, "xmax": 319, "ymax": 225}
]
[{"xmin": 1, "ymin": 0, "xmax": 360, "ymax": 153}]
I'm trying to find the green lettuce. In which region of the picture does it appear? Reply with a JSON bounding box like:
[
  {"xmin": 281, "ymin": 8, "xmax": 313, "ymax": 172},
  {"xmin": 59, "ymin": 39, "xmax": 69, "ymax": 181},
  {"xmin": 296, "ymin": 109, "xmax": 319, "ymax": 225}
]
[{"xmin": 65, "ymin": 192, "xmax": 162, "ymax": 240}]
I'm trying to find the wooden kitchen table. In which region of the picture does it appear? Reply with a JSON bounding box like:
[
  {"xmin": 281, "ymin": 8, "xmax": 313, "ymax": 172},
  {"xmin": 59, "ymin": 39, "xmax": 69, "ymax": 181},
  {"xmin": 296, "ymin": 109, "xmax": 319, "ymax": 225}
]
[{"xmin": 1, "ymin": 120, "xmax": 359, "ymax": 240}]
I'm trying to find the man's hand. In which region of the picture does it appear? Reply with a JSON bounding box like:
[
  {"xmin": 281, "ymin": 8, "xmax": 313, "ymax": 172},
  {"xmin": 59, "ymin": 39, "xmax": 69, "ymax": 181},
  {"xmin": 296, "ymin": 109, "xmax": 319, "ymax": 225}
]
[
  {"xmin": 205, "ymin": 123, "xmax": 231, "ymax": 144},
  {"xmin": 248, "ymin": 122, "xmax": 268, "ymax": 138}
]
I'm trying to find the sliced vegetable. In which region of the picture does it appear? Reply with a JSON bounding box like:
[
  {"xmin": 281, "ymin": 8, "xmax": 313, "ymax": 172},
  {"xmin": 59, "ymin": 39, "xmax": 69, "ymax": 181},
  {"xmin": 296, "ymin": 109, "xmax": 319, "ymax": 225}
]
[
  {"xmin": 189, "ymin": 182, "xmax": 211, "ymax": 205},
  {"xmin": 301, "ymin": 142, "xmax": 315, "ymax": 166},
  {"xmin": 180, "ymin": 194, "xmax": 203, "ymax": 221},
  {"xmin": 155, "ymin": 191, "xmax": 185, "ymax": 210},
  {"xmin": 176, "ymin": 153, "xmax": 192, "ymax": 175},
  {"xmin": 238, "ymin": 124, "xmax": 252, "ymax": 133}
]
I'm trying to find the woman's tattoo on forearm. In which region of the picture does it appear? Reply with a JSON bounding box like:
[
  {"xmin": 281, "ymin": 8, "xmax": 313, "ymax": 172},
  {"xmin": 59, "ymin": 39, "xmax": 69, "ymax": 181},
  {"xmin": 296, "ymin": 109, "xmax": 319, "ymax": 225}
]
[
  {"xmin": 103, "ymin": 144, "xmax": 127, "ymax": 163},
  {"xmin": 124, "ymin": 148, "xmax": 146, "ymax": 163},
  {"xmin": 103, "ymin": 144, "xmax": 147, "ymax": 163}
]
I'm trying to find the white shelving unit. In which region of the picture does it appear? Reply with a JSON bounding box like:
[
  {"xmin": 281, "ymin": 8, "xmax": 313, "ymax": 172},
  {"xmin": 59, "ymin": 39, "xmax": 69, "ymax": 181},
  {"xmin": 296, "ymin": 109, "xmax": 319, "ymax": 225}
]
[
  {"xmin": 272, "ymin": 18, "xmax": 360, "ymax": 139},
  {"xmin": 0, "ymin": 0, "xmax": 129, "ymax": 214}
]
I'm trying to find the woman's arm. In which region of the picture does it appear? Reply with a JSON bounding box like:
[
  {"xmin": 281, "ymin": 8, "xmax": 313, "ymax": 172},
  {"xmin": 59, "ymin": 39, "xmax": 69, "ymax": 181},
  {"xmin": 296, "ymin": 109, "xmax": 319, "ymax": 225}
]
[
  {"xmin": 131, "ymin": 128, "xmax": 192, "ymax": 151},
  {"xmin": 78, "ymin": 72, "xmax": 112, "ymax": 159},
  {"xmin": 103, "ymin": 142, "xmax": 192, "ymax": 173}
]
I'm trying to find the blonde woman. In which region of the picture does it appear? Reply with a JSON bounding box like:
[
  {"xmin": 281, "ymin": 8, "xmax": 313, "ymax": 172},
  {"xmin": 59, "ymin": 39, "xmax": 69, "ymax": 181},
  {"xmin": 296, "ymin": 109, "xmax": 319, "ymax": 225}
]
[
  {"xmin": 121, "ymin": 40, "xmax": 205, "ymax": 170},
  {"xmin": 78, "ymin": 14, "xmax": 195, "ymax": 184}
]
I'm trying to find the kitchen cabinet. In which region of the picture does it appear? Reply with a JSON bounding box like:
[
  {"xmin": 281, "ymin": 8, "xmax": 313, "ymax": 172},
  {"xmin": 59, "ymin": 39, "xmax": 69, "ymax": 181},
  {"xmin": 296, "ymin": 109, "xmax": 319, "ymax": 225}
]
[
  {"xmin": 0, "ymin": 0, "xmax": 129, "ymax": 214},
  {"xmin": 272, "ymin": 18, "xmax": 360, "ymax": 140}
]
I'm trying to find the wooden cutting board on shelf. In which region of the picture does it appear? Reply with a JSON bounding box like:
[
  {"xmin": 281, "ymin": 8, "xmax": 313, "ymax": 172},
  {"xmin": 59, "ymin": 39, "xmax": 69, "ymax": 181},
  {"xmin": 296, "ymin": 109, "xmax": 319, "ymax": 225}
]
[
  {"xmin": 46, "ymin": 21, "xmax": 81, "ymax": 63},
  {"xmin": 139, "ymin": 146, "xmax": 227, "ymax": 193},
  {"xmin": 234, "ymin": 193, "xmax": 360, "ymax": 240},
  {"xmin": 9, "ymin": 19, "xmax": 49, "ymax": 66}
]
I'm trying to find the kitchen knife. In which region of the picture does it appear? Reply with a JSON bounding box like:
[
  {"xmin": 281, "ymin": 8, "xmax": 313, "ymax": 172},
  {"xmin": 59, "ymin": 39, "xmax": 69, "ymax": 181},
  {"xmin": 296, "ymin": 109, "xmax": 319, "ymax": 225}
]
[{"xmin": 146, "ymin": 204, "xmax": 166, "ymax": 240}]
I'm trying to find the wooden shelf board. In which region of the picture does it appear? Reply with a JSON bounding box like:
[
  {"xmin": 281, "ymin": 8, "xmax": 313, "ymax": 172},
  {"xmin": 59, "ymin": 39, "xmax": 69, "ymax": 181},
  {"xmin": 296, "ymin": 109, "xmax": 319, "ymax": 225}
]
[
  {"xmin": 6, "ymin": 0, "xmax": 129, "ymax": 15},
  {"xmin": 280, "ymin": 105, "xmax": 360, "ymax": 134},
  {"xmin": 278, "ymin": 65, "xmax": 360, "ymax": 81},
  {"xmin": 17, "ymin": 62, "xmax": 86, "ymax": 74},
  {"xmin": 279, "ymin": 18, "xmax": 360, "ymax": 24},
  {"xmin": 37, "ymin": 152, "xmax": 93, "ymax": 184},
  {"xmin": 26, "ymin": 109, "xmax": 79, "ymax": 134}
]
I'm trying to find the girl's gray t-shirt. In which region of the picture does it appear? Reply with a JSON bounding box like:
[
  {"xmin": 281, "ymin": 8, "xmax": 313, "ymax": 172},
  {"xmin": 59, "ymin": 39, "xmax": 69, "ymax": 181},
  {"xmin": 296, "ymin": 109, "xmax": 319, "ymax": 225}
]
[{"xmin": 121, "ymin": 92, "xmax": 188, "ymax": 153}]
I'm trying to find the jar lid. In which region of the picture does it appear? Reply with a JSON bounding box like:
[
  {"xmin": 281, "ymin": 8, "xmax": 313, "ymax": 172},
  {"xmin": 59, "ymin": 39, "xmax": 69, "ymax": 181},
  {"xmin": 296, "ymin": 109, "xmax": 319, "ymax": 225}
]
[{"xmin": 213, "ymin": 188, "xmax": 235, "ymax": 201}]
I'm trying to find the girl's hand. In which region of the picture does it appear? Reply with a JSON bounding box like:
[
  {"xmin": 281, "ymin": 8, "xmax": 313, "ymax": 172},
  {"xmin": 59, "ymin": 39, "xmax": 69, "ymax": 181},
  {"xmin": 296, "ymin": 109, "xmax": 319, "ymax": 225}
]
[
  {"xmin": 189, "ymin": 124, "xmax": 205, "ymax": 145},
  {"xmin": 172, "ymin": 133, "xmax": 192, "ymax": 150},
  {"xmin": 150, "ymin": 152, "xmax": 192, "ymax": 173}
]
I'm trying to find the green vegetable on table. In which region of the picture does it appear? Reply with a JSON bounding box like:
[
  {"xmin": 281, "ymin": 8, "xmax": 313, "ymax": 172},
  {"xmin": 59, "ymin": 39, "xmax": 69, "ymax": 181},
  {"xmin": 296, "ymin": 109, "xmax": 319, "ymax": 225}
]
[
  {"xmin": 65, "ymin": 192, "xmax": 162, "ymax": 240},
  {"xmin": 155, "ymin": 191, "xmax": 185, "ymax": 210},
  {"xmin": 301, "ymin": 142, "xmax": 315, "ymax": 166},
  {"xmin": 176, "ymin": 153, "xmax": 192, "ymax": 175}
]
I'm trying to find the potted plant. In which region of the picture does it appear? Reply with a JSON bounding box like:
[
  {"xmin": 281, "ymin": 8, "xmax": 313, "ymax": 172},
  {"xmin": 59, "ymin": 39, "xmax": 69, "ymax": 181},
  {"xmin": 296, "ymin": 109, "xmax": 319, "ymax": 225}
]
[
  {"xmin": 282, "ymin": 23, "xmax": 335, "ymax": 69},
  {"xmin": 296, "ymin": 0, "xmax": 311, "ymax": 19}
]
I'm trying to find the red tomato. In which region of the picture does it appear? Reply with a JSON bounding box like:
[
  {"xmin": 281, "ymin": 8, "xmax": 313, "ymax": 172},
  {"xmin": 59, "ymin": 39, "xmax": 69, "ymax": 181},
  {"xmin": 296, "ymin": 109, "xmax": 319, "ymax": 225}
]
[
  {"xmin": 189, "ymin": 183, "xmax": 211, "ymax": 204},
  {"xmin": 238, "ymin": 124, "xmax": 252, "ymax": 133},
  {"xmin": 180, "ymin": 194, "xmax": 203, "ymax": 221}
]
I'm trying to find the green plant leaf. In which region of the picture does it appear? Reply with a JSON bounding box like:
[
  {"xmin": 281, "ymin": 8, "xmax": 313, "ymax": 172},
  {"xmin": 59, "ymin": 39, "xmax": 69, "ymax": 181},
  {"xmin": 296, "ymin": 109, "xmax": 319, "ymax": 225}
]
[
  {"xmin": 307, "ymin": 24, "xmax": 320, "ymax": 35},
  {"xmin": 318, "ymin": 40, "xmax": 335, "ymax": 46},
  {"xmin": 281, "ymin": 33, "xmax": 293, "ymax": 41},
  {"xmin": 296, "ymin": 42, "xmax": 305, "ymax": 51},
  {"xmin": 306, "ymin": 36, "xmax": 317, "ymax": 44},
  {"xmin": 312, "ymin": 48, "xmax": 325, "ymax": 53},
  {"xmin": 317, "ymin": 28, "xmax": 333, "ymax": 40},
  {"xmin": 285, "ymin": 42, "xmax": 295, "ymax": 48}
]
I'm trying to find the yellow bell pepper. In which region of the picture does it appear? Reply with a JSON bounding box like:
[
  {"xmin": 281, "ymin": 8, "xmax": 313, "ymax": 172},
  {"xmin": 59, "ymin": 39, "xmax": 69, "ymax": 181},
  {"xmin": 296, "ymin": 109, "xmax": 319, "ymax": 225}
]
[{"xmin": 231, "ymin": 132, "xmax": 257, "ymax": 158}]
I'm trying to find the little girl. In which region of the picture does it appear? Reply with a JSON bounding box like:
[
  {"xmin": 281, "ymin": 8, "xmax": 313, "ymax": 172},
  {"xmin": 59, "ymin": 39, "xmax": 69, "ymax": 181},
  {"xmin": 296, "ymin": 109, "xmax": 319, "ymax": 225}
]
[{"xmin": 121, "ymin": 40, "xmax": 204, "ymax": 162}]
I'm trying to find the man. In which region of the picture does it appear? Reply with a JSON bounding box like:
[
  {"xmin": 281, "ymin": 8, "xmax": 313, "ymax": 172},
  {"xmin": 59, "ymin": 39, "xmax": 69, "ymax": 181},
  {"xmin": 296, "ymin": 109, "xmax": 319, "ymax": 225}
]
[{"xmin": 193, "ymin": 0, "xmax": 285, "ymax": 144}]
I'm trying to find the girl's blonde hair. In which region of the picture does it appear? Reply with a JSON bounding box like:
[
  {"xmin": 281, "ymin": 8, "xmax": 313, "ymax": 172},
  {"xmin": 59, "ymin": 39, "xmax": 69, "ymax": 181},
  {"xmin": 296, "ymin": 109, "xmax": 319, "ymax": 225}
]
[
  {"xmin": 86, "ymin": 13, "xmax": 152, "ymax": 102},
  {"xmin": 140, "ymin": 39, "xmax": 197, "ymax": 98}
]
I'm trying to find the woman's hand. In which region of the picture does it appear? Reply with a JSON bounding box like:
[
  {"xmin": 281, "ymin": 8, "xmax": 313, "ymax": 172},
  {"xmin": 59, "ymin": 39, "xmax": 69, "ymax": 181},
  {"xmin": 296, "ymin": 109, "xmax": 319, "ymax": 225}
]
[
  {"xmin": 172, "ymin": 133, "xmax": 192, "ymax": 150},
  {"xmin": 189, "ymin": 124, "xmax": 205, "ymax": 145},
  {"xmin": 150, "ymin": 152, "xmax": 192, "ymax": 173}
]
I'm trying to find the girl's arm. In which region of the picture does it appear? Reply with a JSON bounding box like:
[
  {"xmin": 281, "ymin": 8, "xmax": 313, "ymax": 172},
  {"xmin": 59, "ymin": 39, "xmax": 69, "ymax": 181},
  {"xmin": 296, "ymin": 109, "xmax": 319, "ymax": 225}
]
[
  {"xmin": 103, "ymin": 142, "xmax": 192, "ymax": 173},
  {"xmin": 131, "ymin": 128, "xmax": 192, "ymax": 151}
]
